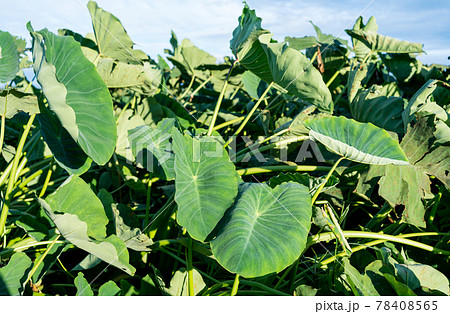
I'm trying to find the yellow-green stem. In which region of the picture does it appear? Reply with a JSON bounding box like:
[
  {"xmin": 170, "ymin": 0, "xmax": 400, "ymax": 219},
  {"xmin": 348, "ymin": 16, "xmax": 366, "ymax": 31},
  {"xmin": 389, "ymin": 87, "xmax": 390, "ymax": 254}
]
[
  {"xmin": 237, "ymin": 164, "xmax": 331, "ymax": 176},
  {"xmin": 212, "ymin": 116, "xmax": 245, "ymax": 131},
  {"xmin": 223, "ymin": 82, "xmax": 274, "ymax": 147},
  {"xmin": 230, "ymin": 274, "xmax": 240, "ymax": 296},
  {"xmin": 186, "ymin": 236, "xmax": 195, "ymax": 296},
  {"xmin": 188, "ymin": 76, "xmax": 213, "ymax": 101},
  {"xmin": 0, "ymin": 114, "xmax": 36, "ymax": 236},
  {"xmin": 311, "ymin": 157, "xmax": 345, "ymax": 204},
  {"xmin": 25, "ymin": 235, "xmax": 61, "ymax": 285},
  {"xmin": 180, "ymin": 74, "xmax": 196, "ymax": 99}
]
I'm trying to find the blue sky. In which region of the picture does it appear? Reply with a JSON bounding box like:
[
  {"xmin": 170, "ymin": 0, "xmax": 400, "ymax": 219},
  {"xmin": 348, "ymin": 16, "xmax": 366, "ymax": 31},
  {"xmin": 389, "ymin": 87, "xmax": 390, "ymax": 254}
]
[{"xmin": 1, "ymin": 0, "xmax": 449, "ymax": 65}]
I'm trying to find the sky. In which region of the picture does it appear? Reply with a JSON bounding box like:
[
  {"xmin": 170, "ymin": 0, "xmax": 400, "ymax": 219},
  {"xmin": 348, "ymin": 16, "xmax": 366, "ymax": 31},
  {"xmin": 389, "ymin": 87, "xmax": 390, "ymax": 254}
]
[{"xmin": 0, "ymin": 0, "xmax": 449, "ymax": 65}]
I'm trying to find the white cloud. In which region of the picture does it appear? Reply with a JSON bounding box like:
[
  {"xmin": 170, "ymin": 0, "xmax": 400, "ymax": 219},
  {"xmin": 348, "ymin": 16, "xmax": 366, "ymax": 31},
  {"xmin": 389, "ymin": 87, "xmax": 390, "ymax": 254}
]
[{"xmin": 0, "ymin": 0, "xmax": 448, "ymax": 64}]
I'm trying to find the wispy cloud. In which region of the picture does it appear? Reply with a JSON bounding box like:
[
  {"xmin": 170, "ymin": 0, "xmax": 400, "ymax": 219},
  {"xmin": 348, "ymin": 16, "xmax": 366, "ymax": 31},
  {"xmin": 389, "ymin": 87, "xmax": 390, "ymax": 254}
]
[{"xmin": 0, "ymin": 0, "xmax": 448, "ymax": 64}]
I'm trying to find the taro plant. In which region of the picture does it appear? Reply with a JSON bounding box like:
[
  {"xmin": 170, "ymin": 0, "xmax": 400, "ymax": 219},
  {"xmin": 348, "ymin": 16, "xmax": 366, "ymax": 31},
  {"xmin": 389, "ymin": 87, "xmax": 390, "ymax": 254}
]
[{"xmin": 0, "ymin": 1, "xmax": 449, "ymax": 297}]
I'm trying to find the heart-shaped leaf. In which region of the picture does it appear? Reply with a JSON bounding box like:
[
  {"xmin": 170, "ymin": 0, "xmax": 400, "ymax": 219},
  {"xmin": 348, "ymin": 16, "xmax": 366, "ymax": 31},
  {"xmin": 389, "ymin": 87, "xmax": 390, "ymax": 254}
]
[
  {"xmin": 0, "ymin": 30, "xmax": 19, "ymax": 82},
  {"xmin": 305, "ymin": 116, "xmax": 409, "ymax": 165},
  {"xmin": 211, "ymin": 182, "xmax": 312, "ymax": 278},
  {"xmin": 28, "ymin": 25, "xmax": 116, "ymax": 165},
  {"xmin": 0, "ymin": 252, "xmax": 32, "ymax": 296},
  {"xmin": 172, "ymin": 129, "xmax": 238, "ymax": 242}
]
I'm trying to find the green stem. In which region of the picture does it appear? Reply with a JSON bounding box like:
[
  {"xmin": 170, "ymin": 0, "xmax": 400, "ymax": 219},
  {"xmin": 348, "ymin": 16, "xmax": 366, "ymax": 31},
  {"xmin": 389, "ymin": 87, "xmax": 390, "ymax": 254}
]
[
  {"xmin": 326, "ymin": 69, "xmax": 340, "ymax": 87},
  {"xmin": 308, "ymin": 231, "xmax": 450, "ymax": 255},
  {"xmin": 223, "ymin": 81, "xmax": 274, "ymax": 147},
  {"xmin": 188, "ymin": 76, "xmax": 213, "ymax": 101},
  {"xmin": 237, "ymin": 165, "xmax": 331, "ymax": 176},
  {"xmin": 0, "ymin": 238, "xmax": 68, "ymax": 257},
  {"xmin": 25, "ymin": 235, "xmax": 61, "ymax": 285},
  {"xmin": 311, "ymin": 157, "xmax": 344, "ymax": 204},
  {"xmin": 428, "ymin": 186, "xmax": 443, "ymax": 224},
  {"xmin": 180, "ymin": 74, "xmax": 196, "ymax": 99},
  {"xmin": 144, "ymin": 175, "xmax": 153, "ymax": 229},
  {"xmin": 186, "ymin": 236, "xmax": 195, "ymax": 296},
  {"xmin": 0, "ymin": 114, "xmax": 36, "ymax": 236},
  {"xmin": 38, "ymin": 160, "xmax": 53, "ymax": 198},
  {"xmin": 229, "ymin": 84, "xmax": 242, "ymax": 100},
  {"xmin": 233, "ymin": 128, "xmax": 290, "ymax": 159},
  {"xmin": 207, "ymin": 62, "xmax": 236, "ymax": 136},
  {"xmin": 231, "ymin": 274, "xmax": 240, "ymax": 296},
  {"xmin": 212, "ymin": 116, "xmax": 245, "ymax": 131}
]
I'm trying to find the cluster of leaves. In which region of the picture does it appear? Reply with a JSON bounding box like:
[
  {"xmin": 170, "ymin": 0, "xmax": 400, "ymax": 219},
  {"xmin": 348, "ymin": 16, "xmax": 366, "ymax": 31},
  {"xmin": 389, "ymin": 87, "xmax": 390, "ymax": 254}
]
[{"xmin": 0, "ymin": 2, "xmax": 449, "ymax": 296}]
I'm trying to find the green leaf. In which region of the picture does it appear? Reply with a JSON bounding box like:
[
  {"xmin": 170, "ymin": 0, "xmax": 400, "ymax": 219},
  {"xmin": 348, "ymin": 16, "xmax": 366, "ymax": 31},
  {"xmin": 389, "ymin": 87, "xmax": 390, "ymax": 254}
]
[
  {"xmin": 39, "ymin": 175, "xmax": 135, "ymax": 275},
  {"xmin": 285, "ymin": 36, "xmax": 318, "ymax": 50},
  {"xmin": 115, "ymin": 109, "xmax": 145, "ymax": 162},
  {"xmin": 293, "ymin": 284, "xmax": 318, "ymax": 296},
  {"xmin": 350, "ymin": 85, "xmax": 406, "ymax": 133},
  {"xmin": 305, "ymin": 116, "xmax": 409, "ymax": 165},
  {"xmin": 0, "ymin": 252, "xmax": 32, "ymax": 296},
  {"xmin": 98, "ymin": 281, "xmax": 121, "ymax": 296},
  {"xmin": 346, "ymin": 29, "xmax": 424, "ymax": 54},
  {"xmin": 166, "ymin": 268, "xmax": 206, "ymax": 296},
  {"xmin": 74, "ymin": 272, "xmax": 94, "ymax": 296},
  {"xmin": 87, "ymin": 1, "xmax": 147, "ymax": 64},
  {"xmin": 172, "ymin": 129, "xmax": 238, "ymax": 241},
  {"xmin": 230, "ymin": 5, "xmax": 332, "ymax": 111},
  {"xmin": 347, "ymin": 16, "xmax": 378, "ymax": 62},
  {"xmin": 210, "ymin": 182, "xmax": 312, "ymax": 278},
  {"xmin": 96, "ymin": 57, "xmax": 146, "ymax": 88},
  {"xmin": 0, "ymin": 89, "xmax": 39, "ymax": 118},
  {"xmin": 37, "ymin": 111, "xmax": 92, "ymax": 175},
  {"xmin": 0, "ymin": 30, "xmax": 19, "ymax": 82},
  {"xmin": 241, "ymin": 70, "xmax": 268, "ymax": 99},
  {"xmin": 268, "ymin": 172, "xmax": 339, "ymax": 195},
  {"xmin": 342, "ymin": 258, "xmax": 379, "ymax": 296},
  {"xmin": 380, "ymin": 53, "xmax": 421, "ymax": 82},
  {"xmin": 395, "ymin": 264, "xmax": 450, "ymax": 295},
  {"xmin": 28, "ymin": 26, "xmax": 116, "ymax": 165},
  {"xmin": 128, "ymin": 118, "xmax": 176, "ymax": 180}
]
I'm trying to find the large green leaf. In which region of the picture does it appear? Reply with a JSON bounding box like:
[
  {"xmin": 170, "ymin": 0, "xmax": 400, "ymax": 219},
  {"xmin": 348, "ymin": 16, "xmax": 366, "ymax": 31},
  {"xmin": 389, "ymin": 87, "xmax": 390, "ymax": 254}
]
[
  {"xmin": 165, "ymin": 268, "xmax": 206, "ymax": 296},
  {"xmin": 87, "ymin": 1, "xmax": 147, "ymax": 64},
  {"xmin": 230, "ymin": 5, "xmax": 332, "ymax": 112},
  {"xmin": 39, "ymin": 175, "xmax": 135, "ymax": 275},
  {"xmin": 342, "ymin": 258, "xmax": 379, "ymax": 296},
  {"xmin": 96, "ymin": 57, "xmax": 146, "ymax": 87},
  {"xmin": 115, "ymin": 109, "xmax": 145, "ymax": 162},
  {"xmin": 37, "ymin": 111, "xmax": 92, "ymax": 175},
  {"xmin": 0, "ymin": 89, "xmax": 39, "ymax": 119},
  {"xmin": 172, "ymin": 129, "xmax": 238, "ymax": 241},
  {"xmin": 395, "ymin": 264, "xmax": 450, "ymax": 295},
  {"xmin": 0, "ymin": 252, "xmax": 32, "ymax": 296},
  {"xmin": 380, "ymin": 53, "xmax": 421, "ymax": 82},
  {"xmin": 210, "ymin": 182, "xmax": 312, "ymax": 278},
  {"xmin": 346, "ymin": 29, "xmax": 424, "ymax": 54},
  {"xmin": 128, "ymin": 118, "xmax": 176, "ymax": 180},
  {"xmin": 305, "ymin": 116, "xmax": 409, "ymax": 165},
  {"xmin": 350, "ymin": 85, "xmax": 406, "ymax": 133},
  {"xmin": 98, "ymin": 281, "xmax": 121, "ymax": 296},
  {"xmin": 0, "ymin": 30, "xmax": 19, "ymax": 82},
  {"xmin": 28, "ymin": 26, "xmax": 116, "ymax": 165},
  {"xmin": 348, "ymin": 16, "xmax": 378, "ymax": 62}
]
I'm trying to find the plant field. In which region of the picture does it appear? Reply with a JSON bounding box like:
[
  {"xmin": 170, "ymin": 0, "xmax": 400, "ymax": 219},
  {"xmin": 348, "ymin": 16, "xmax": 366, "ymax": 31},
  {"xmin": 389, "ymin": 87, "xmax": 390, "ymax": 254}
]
[{"xmin": 0, "ymin": 1, "xmax": 449, "ymax": 296}]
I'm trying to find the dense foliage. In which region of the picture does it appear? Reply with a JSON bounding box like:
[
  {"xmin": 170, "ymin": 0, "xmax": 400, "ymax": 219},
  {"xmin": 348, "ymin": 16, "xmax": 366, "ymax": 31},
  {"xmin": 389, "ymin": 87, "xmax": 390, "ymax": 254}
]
[{"xmin": 0, "ymin": 2, "xmax": 449, "ymax": 296}]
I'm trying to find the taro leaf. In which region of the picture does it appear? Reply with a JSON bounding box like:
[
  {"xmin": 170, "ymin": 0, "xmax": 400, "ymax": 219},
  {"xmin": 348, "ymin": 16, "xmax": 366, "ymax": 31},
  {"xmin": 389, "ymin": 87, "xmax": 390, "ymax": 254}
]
[
  {"xmin": 402, "ymin": 79, "xmax": 448, "ymax": 130},
  {"xmin": 165, "ymin": 268, "xmax": 206, "ymax": 296},
  {"xmin": 230, "ymin": 5, "xmax": 332, "ymax": 112},
  {"xmin": 75, "ymin": 272, "xmax": 94, "ymax": 296},
  {"xmin": 111, "ymin": 204, "xmax": 153, "ymax": 251},
  {"xmin": 167, "ymin": 39, "xmax": 216, "ymax": 78},
  {"xmin": 172, "ymin": 129, "xmax": 238, "ymax": 241},
  {"xmin": 241, "ymin": 70, "xmax": 268, "ymax": 99},
  {"xmin": 32, "ymin": 242, "xmax": 67, "ymax": 284},
  {"xmin": 305, "ymin": 116, "xmax": 409, "ymax": 165},
  {"xmin": 28, "ymin": 25, "xmax": 116, "ymax": 165},
  {"xmin": 346, "ymin": 29, "xmax": 424, "ymax": 54},
  {"xmin": 37, "ymin": 111, "xmax": 92, "ymax": 175},
  {"xmin": 128, "ymin": 118, "xmax": 176, "ymax": 180},
  {"xmin": 395, "ymin": 264, "xmax": 450, "ymax": 295},
  {"xmin": 96, "ymin": 56, "xmax": 145, "ymax": 88},
  {"xmin": 256, "ymin": 34, "xmax": 333, "ymax": 111},
  {"xmin": 0, "ymin": 30, "xmax": 19, "ymax": 82},
  {"xmin": 39, "ymin": 175, "xmax": 135, "ymax": 275},
  {"xmin": 98, "ymin": 281, "xmax": 121, "ymax": 296},
  {"xmin": 210, "ymin": 182, "xmax": 312, "ymax": 278},
  {"xmin": 230, "ymin": 3, "xmax": 270, "ymax": 64},
  {"xmin": 15, "ymin": 215, "xmax": 49, "ymax": 241},
  {"xmin": 384, "ymin": 273, "xmax": 417, "ymax": 296},
  {"xmin": 0, "ymin": 252, "xmax": 32, "ymax": 296},
  {"xmin": 380, "ymin": 53, "xmax": 421, "ymax": 82},
  {"xmin": 285, "ymin": 36, "xmax": 318, "ymax": 50},
  {"xmin": 268, "ymin": 172, "xmax": 339, "ymax": 195},
  {"xmin": 342, "ymin": 258, "xmax": 379, "ymax": 296},
  {"xmin": 347, "ymin": 16, "xmax": 378, "ymax": 62},
  {"xmin": 57, "ymin": 29, "xmax": 98, "ymax": 50},
  {"xmin": 87, "ymin": 1, "xmax": 147, "ymax": 64},
  {"xmin": 115, "ymin": 109, "xmax": 145, "ymax": 162},
  {"xmin": 350, "ymin": 85, "xmax": 406, "ymax": 133},
  {"xmin": 136, "ymin": 93, "xmax": 194, "ymax": 129},
  {"xmin": 347, "ymin": 62, "xmax": 368, "ymax": 103},
  {"xmin": 0, "ymin": 89, "xmax": 39, "ymax": 119}
]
